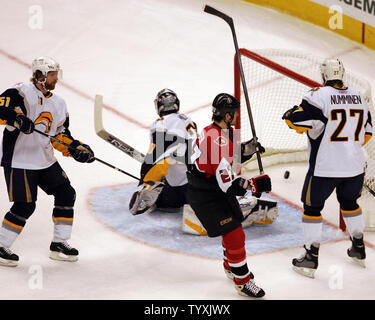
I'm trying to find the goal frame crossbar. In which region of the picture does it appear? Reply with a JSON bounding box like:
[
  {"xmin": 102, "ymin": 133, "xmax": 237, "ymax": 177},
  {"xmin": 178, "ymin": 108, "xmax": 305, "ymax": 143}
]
[{"xmin": 234, "ymin": 48, "xmax": 322, "ymax": 131}]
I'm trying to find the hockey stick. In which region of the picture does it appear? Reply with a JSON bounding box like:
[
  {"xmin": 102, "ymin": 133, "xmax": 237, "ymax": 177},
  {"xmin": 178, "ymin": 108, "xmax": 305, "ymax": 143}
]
[
  {"xmin": 94, "ymin": 95, "xmax": 145, "ymax": 163},
  {"xmin": 363, "ymin": 183, "xmax": 375, "ymax": 197},
  {"xmin": 203, "ymin": 5, "xmax": 264, "ymax": 174},
  {"xmin": 33, "ymin": 128, "xmax": 140, "ymax": 181}
]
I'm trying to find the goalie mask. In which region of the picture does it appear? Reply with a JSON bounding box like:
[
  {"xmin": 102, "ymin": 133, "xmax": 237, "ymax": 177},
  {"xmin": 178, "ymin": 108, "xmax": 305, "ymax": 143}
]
[
  {"xmin": 212, "ymin": 93, "xmax": 240, "ymax": 120},
  {"xmin": 320, "ymin": 58, "xmax": 345, "ymax": 84},
  {"xmin": 154, "ymin": 88, "xmax": 180, "ymax": 116}
]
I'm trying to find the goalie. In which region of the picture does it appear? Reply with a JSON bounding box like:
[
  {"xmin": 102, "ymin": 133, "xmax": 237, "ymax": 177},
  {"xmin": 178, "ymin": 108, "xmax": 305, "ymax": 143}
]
[
  {"xmin": 129, "ymin": 89, "xmax": 278, "ymax": 235},
  {"xmin": 129, "ymin": 89, "xmax": 197, "ymax": 214}
]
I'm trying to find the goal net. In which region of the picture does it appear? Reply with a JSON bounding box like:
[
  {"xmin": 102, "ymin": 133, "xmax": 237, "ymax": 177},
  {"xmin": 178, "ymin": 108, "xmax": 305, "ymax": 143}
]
[{"xmin": 234, "ymin": 48, "xmax": 375, "ymax": 231}]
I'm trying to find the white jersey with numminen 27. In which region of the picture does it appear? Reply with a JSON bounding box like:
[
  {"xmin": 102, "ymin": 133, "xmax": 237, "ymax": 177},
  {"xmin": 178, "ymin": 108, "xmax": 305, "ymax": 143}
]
[{"xmin": 285, "ymin": 81, "xmax": 372, "ymax": 178}]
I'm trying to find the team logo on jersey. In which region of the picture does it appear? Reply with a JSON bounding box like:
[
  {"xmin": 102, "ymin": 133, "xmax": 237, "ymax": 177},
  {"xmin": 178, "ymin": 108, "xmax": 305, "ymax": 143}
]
[
  {"xmin": 214, "ymin": 136, "xmax": 227, "ymax": 146},
  {"xmin": 34, "ymin": 112, "xmax": 53, "ymax": 133}
]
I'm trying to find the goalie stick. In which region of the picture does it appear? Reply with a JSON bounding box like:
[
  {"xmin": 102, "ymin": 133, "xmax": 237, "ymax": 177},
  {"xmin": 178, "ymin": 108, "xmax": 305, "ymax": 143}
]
[
  {"xmin": 203, "ymin": 4, "xmax": 264, "ymax": 174},
  {"xmin": 34, "ymin": 128, "xmax": 140, "ymax": 181},
  {"xmin": 94, "ymin": 95, "xmax": 145, "ymax": 163}
]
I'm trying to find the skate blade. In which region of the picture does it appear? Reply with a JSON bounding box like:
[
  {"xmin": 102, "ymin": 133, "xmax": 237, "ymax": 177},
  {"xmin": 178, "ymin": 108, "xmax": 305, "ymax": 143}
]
[
  {"xmin": 0, "ymin": 258, "xmax": 18, "ymax": 267},
  {"xmin": 292, "ymin": 266, "xmax": 316, "ymax": 278},
  {"xmin": 350, "ymin": 257, "xmax": 366, "ymax": 268},
  {"xmin": 49, "ymin": 251, "xmax": 78, "ymax": 262},
  {"xmin": 237, "ymin": 291, "xmax": 265, "ymax": 299}
]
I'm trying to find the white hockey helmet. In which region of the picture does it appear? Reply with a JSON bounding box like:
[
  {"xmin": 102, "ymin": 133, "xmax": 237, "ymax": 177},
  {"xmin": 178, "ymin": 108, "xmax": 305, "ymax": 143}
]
[
  {"xmin": 320, "ymin": 58, "xmax": 344, "ymax": 84},
  {"xmin": 31, "ymin": 56, "xmax": 63, "ymax": 79}
]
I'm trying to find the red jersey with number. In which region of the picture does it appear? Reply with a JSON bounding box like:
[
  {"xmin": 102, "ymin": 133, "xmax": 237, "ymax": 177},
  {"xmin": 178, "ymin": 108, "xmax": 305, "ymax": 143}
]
[{"xmin": 191, "ymin": 123, "xmax": 241, "ymax": 193}]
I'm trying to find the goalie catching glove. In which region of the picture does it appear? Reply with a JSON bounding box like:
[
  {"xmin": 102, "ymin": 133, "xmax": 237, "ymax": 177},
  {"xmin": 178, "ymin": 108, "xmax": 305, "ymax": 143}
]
[
  {"xmin": 68, "ymin": 140, "xmax": 95, "ymax": 163},
  {"xmin": 129, "ymin": 179, "xmax": 165, "ymax": 215}
]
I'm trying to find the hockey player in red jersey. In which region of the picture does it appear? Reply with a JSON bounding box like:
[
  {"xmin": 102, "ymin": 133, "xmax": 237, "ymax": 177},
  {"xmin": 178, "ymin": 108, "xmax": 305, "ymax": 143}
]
[
  {"xmin": 283, "ymin": 58, "xmax": 373, "ymax": 277},
  {"xmin": 187, "ymin": 93, "xmax": 271, "ymax": 298},
  {"xmin": 0, "ymin": 56, "xmax": 95, "ymax": 266}
]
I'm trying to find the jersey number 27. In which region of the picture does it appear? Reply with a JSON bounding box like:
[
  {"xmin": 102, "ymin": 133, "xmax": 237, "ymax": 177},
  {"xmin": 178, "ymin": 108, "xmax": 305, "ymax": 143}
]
[{"xmin": 330, "ymin": 108, "xmax": 364, "ymax": 142}]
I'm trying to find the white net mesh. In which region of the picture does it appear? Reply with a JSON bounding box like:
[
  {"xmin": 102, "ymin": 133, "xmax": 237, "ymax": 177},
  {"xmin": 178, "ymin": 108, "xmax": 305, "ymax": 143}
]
[{"xmin": 237, "ymin": 48, "xmax": 375, "ymax": 230}]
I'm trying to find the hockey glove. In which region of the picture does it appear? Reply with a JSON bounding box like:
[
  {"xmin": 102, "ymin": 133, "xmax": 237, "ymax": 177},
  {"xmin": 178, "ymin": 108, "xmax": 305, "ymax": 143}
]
[
  {"xmin": 282, "ymin": 105, "xmax": 299, "ymax": 121},
  {"xmin": 241, "ymin": 138, "xmax": 265, "ymax": 157},
  {"xmin": 129, "ymin": 179, "xmax": 165, "ymax": 215},
  {"xmin": 68, "ymin": 140, "xmax": 95, "ymax": 163},
  {"xmin": 247, "ymin": 174, "xmax": 271, "ymax": 198},
  {"xmin": 13, "ymin": 114, "xmax": 34, "ymax": 134}
]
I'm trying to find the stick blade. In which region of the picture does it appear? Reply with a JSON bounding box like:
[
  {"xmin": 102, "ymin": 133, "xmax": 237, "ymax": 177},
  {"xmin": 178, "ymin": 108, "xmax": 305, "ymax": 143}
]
[
  {"xmin": 203, "ymin": 4, "xmax": 232, "ymax": 24},
  {"xmin": 94, "ymin": 94, "xmax": 104, "ymax": 133},
  {"xmin": 203, "ymin": 4, "xmax": 216, "ymax": 14}
]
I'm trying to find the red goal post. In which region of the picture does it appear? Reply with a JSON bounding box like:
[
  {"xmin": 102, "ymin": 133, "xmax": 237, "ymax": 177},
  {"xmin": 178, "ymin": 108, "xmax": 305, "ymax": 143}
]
[{"xmin": 234, "ymin": 48, "xmax": 375, "ymax": 232}]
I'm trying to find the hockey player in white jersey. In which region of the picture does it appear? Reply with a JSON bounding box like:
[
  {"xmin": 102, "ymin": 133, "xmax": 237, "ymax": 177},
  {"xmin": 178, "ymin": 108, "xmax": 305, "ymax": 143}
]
[
  {"xmin": 129, "ymin": 89, "xmax": 197, "ymax": 215},
  {"xmin": 0, "ymin": 57, "xmax": 95, "ymax": 266},
  {"xmin": 282, "ymin": 58, "xmax": 373, "ymax": 277}
]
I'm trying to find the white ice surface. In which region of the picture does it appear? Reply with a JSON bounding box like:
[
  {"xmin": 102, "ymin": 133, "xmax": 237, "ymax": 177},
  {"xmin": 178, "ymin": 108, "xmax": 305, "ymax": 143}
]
[{"xmin": 0, "ymin": 0, "xmax": 374, "ymax": 300}]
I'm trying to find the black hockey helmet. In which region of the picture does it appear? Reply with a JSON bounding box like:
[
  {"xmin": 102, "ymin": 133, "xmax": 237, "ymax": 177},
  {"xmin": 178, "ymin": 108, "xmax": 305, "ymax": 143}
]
[
  {"xmin": 212, "ymin": 93, "xmax": 240, "ymax": 119},
  {"xmin": 154, "ymin": 88, "xmax": 180, "ymax": 116}
]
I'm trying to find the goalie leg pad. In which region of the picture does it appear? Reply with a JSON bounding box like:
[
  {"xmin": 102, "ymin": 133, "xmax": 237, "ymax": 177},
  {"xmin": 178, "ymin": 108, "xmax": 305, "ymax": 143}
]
[
  {"xmin": 238, "ymin": 196, "xmax": 278, "ymax": 227},
  {"xmin": 129, "ymin": 181, "xmax": 165, "ymax": 215},
  {"xmin": 182, "ymin": 204, "xmax": 207, "ymax": 236}
]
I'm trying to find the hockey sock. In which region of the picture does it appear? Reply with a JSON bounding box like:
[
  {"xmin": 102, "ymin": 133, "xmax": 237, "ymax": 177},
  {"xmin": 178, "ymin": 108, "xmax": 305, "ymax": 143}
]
[
  {"xmin": 302, "ymin": 213, "xmax": 323, "ymax": 245},
  {"xmin": 0, "ymin": 212, "xmax": 25, "ymax": 247},
  {"xmin": 52, "ymin": 206, "xmax": 73, "ymax": 241},
  {"xmin": 222, "ymin": 245, "xmax": 230, "ymax": 272},
  {"xmin": 0, "ymin": 203, "xmax": 36, "ymax": 248},
  {"xmin": 341, "ymin": 207, "xmax": 365, "ymax": 238},
  {"xmin": 51, "ymin": 183, "xmax": 75, "ymax": 241},
  {"xmin": 0, "ymin": 225, "xmax": 19, "ymax": 248},
  {"xmin": 222, "ymin": 226, "xmax": 250, "ymax": 285}
]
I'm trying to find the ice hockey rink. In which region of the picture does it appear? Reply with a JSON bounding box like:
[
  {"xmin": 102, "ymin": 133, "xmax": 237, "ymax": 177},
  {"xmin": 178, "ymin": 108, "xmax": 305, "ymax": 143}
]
[{"xmin": 0, "ymin": 0, "xmax": 374, "ymax": 302}]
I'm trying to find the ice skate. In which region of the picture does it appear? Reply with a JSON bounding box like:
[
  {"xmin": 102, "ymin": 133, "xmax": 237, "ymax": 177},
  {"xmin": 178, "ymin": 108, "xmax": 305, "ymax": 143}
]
[
  {"xmin": 292, "ymin": 244, "xmax": 319, "ymax": 278},
  {"xmin": 224, "ymin": 267, "xmax": 254, "ymax": 281},
  {"xmin": 49, "ymin": 241, "xmax": 79, "ymax": 262},
  {"xmin": 347, "ymin": 235, "xmax": 366, "ymax": 268},
  {"xmin": 235, "ymin": 279, "xmax": 265, "ymax": 298},
  {"xmin": 0, "ymin": 247, "xmax": 19, "ymax": 267}
]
